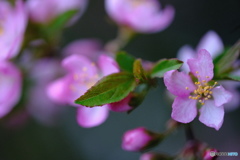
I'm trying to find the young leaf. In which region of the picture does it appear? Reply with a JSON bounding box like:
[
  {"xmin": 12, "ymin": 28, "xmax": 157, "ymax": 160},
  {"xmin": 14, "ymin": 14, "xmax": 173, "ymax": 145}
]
[
  {"xmin": 75, "ymin": 72, "xmax": 137, "ymax": 107},
  {"xmin": 150, "ymin": 59, "xmax": 183, "ymax": 78},
  {"xmin": 133, "ymin": 59, "xmax": 147, "ymax": 82},
  {"xmin": 40, "ymin": 9, "xmax": 78, "ymax": 42},
  {"xmin": 214, "ymin": 40, "xmax": 240, "ymax": 75},
  {"xmin": 116, "ymin": 51, "xmax": 135, "ymax": 72},
  {"xmin": 221, "ymin": 74, "xmax": 240, "ymax": 81}
]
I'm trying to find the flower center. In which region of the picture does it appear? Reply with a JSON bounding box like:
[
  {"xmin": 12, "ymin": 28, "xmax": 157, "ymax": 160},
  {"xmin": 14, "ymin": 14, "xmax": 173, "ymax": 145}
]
[
  {"xmin": 69, "ymin": 65, "xmax": 99, "ymax": 94},
  {"xmin": 186, "ymin": 72, "xmax": 218, "ymax": 105}
]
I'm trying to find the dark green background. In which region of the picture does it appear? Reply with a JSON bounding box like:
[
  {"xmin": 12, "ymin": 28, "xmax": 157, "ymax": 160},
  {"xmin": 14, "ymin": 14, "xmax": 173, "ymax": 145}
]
[{"xmin": 0, "ymin": 0, "xmax": 240, "ymax": 159}]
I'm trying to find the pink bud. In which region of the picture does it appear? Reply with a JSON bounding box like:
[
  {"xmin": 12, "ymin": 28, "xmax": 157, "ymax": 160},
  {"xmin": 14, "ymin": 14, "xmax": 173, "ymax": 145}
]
[
  {"xmin": 203, "ymin": 148, "xmax": 218, "ymax": 160},
  {"xmin": 140, "ymin": 152, "xmax": 172, "ymax": 160},
  {"xmin": 122, "ymin": 127, "xmax": 161, "ymax": 151}
]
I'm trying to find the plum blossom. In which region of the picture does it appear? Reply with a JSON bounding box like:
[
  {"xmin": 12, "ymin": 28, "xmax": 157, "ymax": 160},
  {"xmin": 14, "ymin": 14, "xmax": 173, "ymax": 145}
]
[
  {"xmin": 164, "ymin": 49, "xmax": 232, "ymax": 130},
  {"xmin": 177, "ymin": 30, "xmax": 240, "ymax": 110},
  {"xmin": 0, "ymin": 0, "xmax": 27, "ymax": 60},
  {"xmin": 47, "ymin": 40, "xmax": 119, "ymax": 127},
  {"xmin": 122, "ymin": 127, "xmax": 161, "ymax": 151},
  {"xmin": 27, "ymin": 0, "xmax": 88, "ymax": 24},
  {"xmin": 0, "ymin": 61, "xmax": 22, "ymax": 118},
  {"xmin": 105, "ymin": 0, "xmax": 175, "ymax": 33}
]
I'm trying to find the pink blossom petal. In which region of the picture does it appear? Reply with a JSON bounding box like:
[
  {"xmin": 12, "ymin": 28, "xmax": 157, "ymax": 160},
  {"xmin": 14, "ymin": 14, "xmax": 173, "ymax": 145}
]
[
  {"xmin": 199, "ymin": 100, "xmax": 224, "ymax": 130},
  {"xmin": 171, "ymin": 97, "xmax": 197, "ymax": 123},
  {"xmin": 62, "ymin": 54, "xmax": 97, "ymax": 77},
  {"xmin": 129, "ymin": 5, "xmax": 175, "ymax": 33},
  {"xmin": 108, "ymin": 94, "xmax": 132, "ymax": 112},
  {"xmin": 177, "ymin": 45, "xmax": 195, "ymax": 72},
  {"xmin": 105, "ymin": 0, "xmax": 128, "ymax": 24},
  {"xmin": 164, "ymin": 70, "xmax": 196, "ymax": 97},
  {"xmin": 0, "ymin": 62, "xmax": 21, "ymax": 118},
  {"xmin": 76, "ymin": 105, "xmax": 109, "ymax": 128},
  {"xmin": 187, "ymin": 49, "xmax": 214, "ymax": 82},
  {"xmin": 63, "ymin": 39, "xmax": 102, "ymax": 61},
  {"xmin": 196, "ymin": 31, "xmax": 223, "ymax": 58},
  {"xmin": 212, "ymin": 86, "xmax": 232, "ymax": 107},
  {"xmin": 47, "ymin": 77, "xmax": 71, "ymax": 104},
  {"xmin": 98, "ymin": 54, "xmax": 119, "ymax": 76},
  {"xmin": 224, "ymin": 89, "xmax": 240, "ymax": 111}
]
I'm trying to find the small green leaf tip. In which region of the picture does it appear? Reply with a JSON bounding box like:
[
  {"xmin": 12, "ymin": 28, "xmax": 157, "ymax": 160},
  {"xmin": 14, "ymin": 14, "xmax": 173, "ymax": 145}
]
[
  {"xmin": 116, "ymin": 51, "xmax": 135, "ymax": 72},
  {"xmin": 150, "ymin": 58, "xmax": 183, "ymax": 78}
]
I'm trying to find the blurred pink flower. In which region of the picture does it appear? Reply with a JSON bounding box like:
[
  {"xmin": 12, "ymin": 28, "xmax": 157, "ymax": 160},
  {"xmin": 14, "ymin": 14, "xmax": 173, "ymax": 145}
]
[
  {"xmin": 27, "ymin": 0, "xmax": 88, "ymax": 24},
  {"xmin": 177, "ymin": 30, "xmax": 240, "ymax": 110},
  {"xmin": 27, "ymin": 59, "xmax": 66, "ymax": 126},
  {"xmin": 122, "ymin": 127, "xmax": 160, "ymax": 152},
  {"xmin": 105, "ymin": 0, "xmax": 175, "ymax": 33},
  {"xmin": 47, "ymin": 41, "xmax": 119, "ymax": 127},
  {"xmin": 164, "ymin": 49, "xmax": 232, "ymax": 130},
  {"xmin": 0, "ymin": 0, "xmax": 27, "ymax": 60},
  {"xmin": 63, "ymin": 39, "xmax": 103, "ymax": 61},
  {"xmin": 0, "ymin": 61, "xmax": 22, "ymax": 118},
  {"xmin": 177, "ymin": 30, "xmax": 223, "ymax": 73}
]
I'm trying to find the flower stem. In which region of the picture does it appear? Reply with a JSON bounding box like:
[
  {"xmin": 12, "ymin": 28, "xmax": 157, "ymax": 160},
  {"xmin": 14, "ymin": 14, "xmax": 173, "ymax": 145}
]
[{"xmin": 185, "ymin": 124, "xmax": 195, "ymax": 141}]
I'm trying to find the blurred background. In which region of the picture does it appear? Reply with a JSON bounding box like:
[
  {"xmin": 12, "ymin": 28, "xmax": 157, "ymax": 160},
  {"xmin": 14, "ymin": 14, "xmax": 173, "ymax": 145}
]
[{"xmin": 0, "ymin": 0, "xmax": 240, "ymax": 159}]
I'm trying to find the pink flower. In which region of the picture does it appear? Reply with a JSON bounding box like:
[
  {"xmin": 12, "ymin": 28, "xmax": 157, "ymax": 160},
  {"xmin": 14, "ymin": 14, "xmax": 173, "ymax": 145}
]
[
  {"xmin": 177, "ymin": 31, "xmax": 240, "ymax": 110},
  {"xmin": 164, "ymin": 49, "xmax": 232, "ymax": 130},
  {"xmin": 47, "ymin": 44, "xmax": 119, "ymax": 127},
  {"xmin": 122, "ymin": 127, "xmax": 160, "ymax": 152},
  {"xmin": 105, "ymin": 0, "xmax": 175, "ymax": 33},
  {"xmin": 0, "ymin": 0, "xmax": 27, "ymax": 60},
  {"xmin": 27, "ymin": 0, "xmax": 88, "ymax": 24},
  {"xmin": 27, "ymin": 59, "xmax": 66, "ymax": 126},
  {"xmin": 0, "ymin": 61, "xmax": 22, "ymax": 118},
  {"xmin": 63, "ymin": 39, "xmax": 103, "ymax": 61}
]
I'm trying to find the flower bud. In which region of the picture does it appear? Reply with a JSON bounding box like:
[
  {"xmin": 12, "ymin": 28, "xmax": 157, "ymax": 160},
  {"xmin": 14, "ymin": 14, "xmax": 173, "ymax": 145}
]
[
  {"xmin": 140, "ymin": 152, "xmax": 173, "ymax": 160},
  {"xmin": 203, "ymin": 148, "xmax": 218, "ymax": 160},
  {"xmin": 122, "ymin": 127, "xmax": 162, "ymax": 152}
]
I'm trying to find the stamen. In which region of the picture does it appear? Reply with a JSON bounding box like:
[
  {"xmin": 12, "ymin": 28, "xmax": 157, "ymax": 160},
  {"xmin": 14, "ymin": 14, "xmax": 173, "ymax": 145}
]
[
  {"xmin": 196, "ymin": 71, "xmax": 199, "ymax": 74},
  {"xmin": 185, "ymin": 87, "xmax": 189, "ymax": 90},
  {"xmin": 206, "ymin": 76, "xmax": 210, "ymax": 78},
  {"xmin": 202, "ymin": 80, "xmax": 206, "ymax": 83},
  {"xmin": 0, "ymin": 26, "xmax": 3, "ymax": 35}
]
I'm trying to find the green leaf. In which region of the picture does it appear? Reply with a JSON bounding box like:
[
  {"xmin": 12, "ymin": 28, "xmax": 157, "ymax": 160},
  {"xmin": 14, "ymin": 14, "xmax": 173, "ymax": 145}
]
[
  {"xmin": 75, "ymin": 72, "xmax": 137, "ymax": 107},
  {"xmin": 40, "ymin": 9, "xmax": 78, "ymax": 42},
  {"xmin": 150, "ymin": 59, "xmax": 183, "ymax": 78},
  {"xmin": 133, "ymin": 59, "xmax": 147, "ymax": 82},
  {"xmin": 214, "ymin": 40, "xmax": 240, "ymax": 75},
  {"xmin": 116, "ymin": 51, "xmax": 135, "ymax": 72},
  {"xmin": 221, "ymin": 74, "xmax": 240, "ymax": 81}
]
